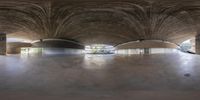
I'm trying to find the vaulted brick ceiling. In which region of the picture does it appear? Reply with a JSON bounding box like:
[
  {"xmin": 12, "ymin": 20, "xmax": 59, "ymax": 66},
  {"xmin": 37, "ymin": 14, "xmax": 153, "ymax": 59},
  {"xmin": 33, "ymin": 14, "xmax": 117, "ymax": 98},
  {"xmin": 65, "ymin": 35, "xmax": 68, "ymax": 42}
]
[{"xmin": 0, "ymin": 0, "xmax": 200, "ymax": 45}]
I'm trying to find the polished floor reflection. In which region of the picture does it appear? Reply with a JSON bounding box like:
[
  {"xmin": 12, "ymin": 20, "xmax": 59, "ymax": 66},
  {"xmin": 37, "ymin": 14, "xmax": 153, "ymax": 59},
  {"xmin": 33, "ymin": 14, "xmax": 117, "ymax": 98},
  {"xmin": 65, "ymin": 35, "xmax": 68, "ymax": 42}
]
[{"xmin": 0, "ymin": 52, "xmax": 200, "ymax": 100}]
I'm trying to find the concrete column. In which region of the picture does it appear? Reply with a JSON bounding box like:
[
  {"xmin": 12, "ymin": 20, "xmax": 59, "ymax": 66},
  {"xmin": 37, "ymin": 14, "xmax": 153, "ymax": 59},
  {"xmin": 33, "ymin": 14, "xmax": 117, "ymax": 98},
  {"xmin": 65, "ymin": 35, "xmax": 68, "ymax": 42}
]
[
  {"xmin": 196, "ymin": 34, "xmax": 200, "ymax": 54},
  {"xmin": 144, "ymin": 48, "xmax": 151, "ymax": 54},
  {"xmin": 0, "ymin": 33, "xmax": 6, "ymax": 55}
]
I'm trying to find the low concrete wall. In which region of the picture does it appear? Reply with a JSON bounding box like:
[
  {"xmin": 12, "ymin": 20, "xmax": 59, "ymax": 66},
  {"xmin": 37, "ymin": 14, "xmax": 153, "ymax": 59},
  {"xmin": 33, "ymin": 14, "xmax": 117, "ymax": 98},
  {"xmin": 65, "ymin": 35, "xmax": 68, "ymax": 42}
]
[{"xmin": 7, "ymin": 42, "xmax": 32, "ymax": 54}]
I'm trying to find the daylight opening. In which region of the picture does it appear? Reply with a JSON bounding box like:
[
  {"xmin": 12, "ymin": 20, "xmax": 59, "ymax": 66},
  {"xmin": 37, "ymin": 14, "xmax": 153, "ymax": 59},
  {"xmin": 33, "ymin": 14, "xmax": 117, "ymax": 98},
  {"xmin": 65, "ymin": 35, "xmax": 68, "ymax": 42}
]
[
  {"xmin": 179, "ymin": 38, "xmax": 195, "ymax": 53},
  {"xmin": 85, "ymin": 44, "xmax": 115, "ymax": 54}
]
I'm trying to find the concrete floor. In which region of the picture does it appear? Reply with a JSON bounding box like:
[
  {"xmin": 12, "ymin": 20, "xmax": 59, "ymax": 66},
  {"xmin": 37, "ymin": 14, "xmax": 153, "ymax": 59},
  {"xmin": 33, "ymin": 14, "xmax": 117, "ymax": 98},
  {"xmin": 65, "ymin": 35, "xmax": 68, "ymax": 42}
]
[{"xmin": 0, "ymin": 52, "xmax": 200, "ymax": 100}]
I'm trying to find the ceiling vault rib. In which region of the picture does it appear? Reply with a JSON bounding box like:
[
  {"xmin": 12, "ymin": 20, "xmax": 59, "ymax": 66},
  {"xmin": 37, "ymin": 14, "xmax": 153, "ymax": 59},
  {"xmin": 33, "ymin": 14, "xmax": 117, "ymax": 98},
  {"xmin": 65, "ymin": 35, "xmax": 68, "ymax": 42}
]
[{"xmin": 0, "ymin": 0, "xmax": 199, "ymax": 45}]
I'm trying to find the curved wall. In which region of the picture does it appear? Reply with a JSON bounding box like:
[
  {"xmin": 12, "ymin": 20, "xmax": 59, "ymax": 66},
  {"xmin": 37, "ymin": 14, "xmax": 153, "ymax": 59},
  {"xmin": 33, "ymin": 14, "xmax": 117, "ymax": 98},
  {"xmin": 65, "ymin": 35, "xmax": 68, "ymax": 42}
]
[
  {"xmin": 116, "ymin": 40, "xmax": 178, "ymax": 49},
  {"xmin": 32, "ymin": 39, "xmax": 84, "ymax": 49}
]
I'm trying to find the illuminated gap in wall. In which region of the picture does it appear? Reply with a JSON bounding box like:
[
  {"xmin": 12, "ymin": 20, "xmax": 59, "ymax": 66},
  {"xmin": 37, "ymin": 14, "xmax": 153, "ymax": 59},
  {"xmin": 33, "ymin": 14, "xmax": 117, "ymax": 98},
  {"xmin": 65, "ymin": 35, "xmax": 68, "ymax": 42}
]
[
  {"xmin": 85, "ymin": 44, "xmax": 115, "ymax": 54},
  {"xmin": 21, "ymin": 48, "xmax": 84, "ymax": 55},
  {"xmin": 116, "ymin": 48, "xmax": 179, "ymax": 54}
]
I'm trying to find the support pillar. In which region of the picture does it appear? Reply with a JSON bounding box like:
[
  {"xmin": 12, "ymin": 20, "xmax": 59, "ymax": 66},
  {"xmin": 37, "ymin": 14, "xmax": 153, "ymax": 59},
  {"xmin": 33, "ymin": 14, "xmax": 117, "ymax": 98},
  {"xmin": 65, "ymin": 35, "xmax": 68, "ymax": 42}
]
[
  {"xmin": 0, "ymin": 33, "xmax": 6, "ymax": 55},
  {"xmin": 144, "ymin": 48, "xmax": 151, "ymax": 54},
  {"xmin": 196, "ymin": 34, "xmax": 200, "ymax": 54}
]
